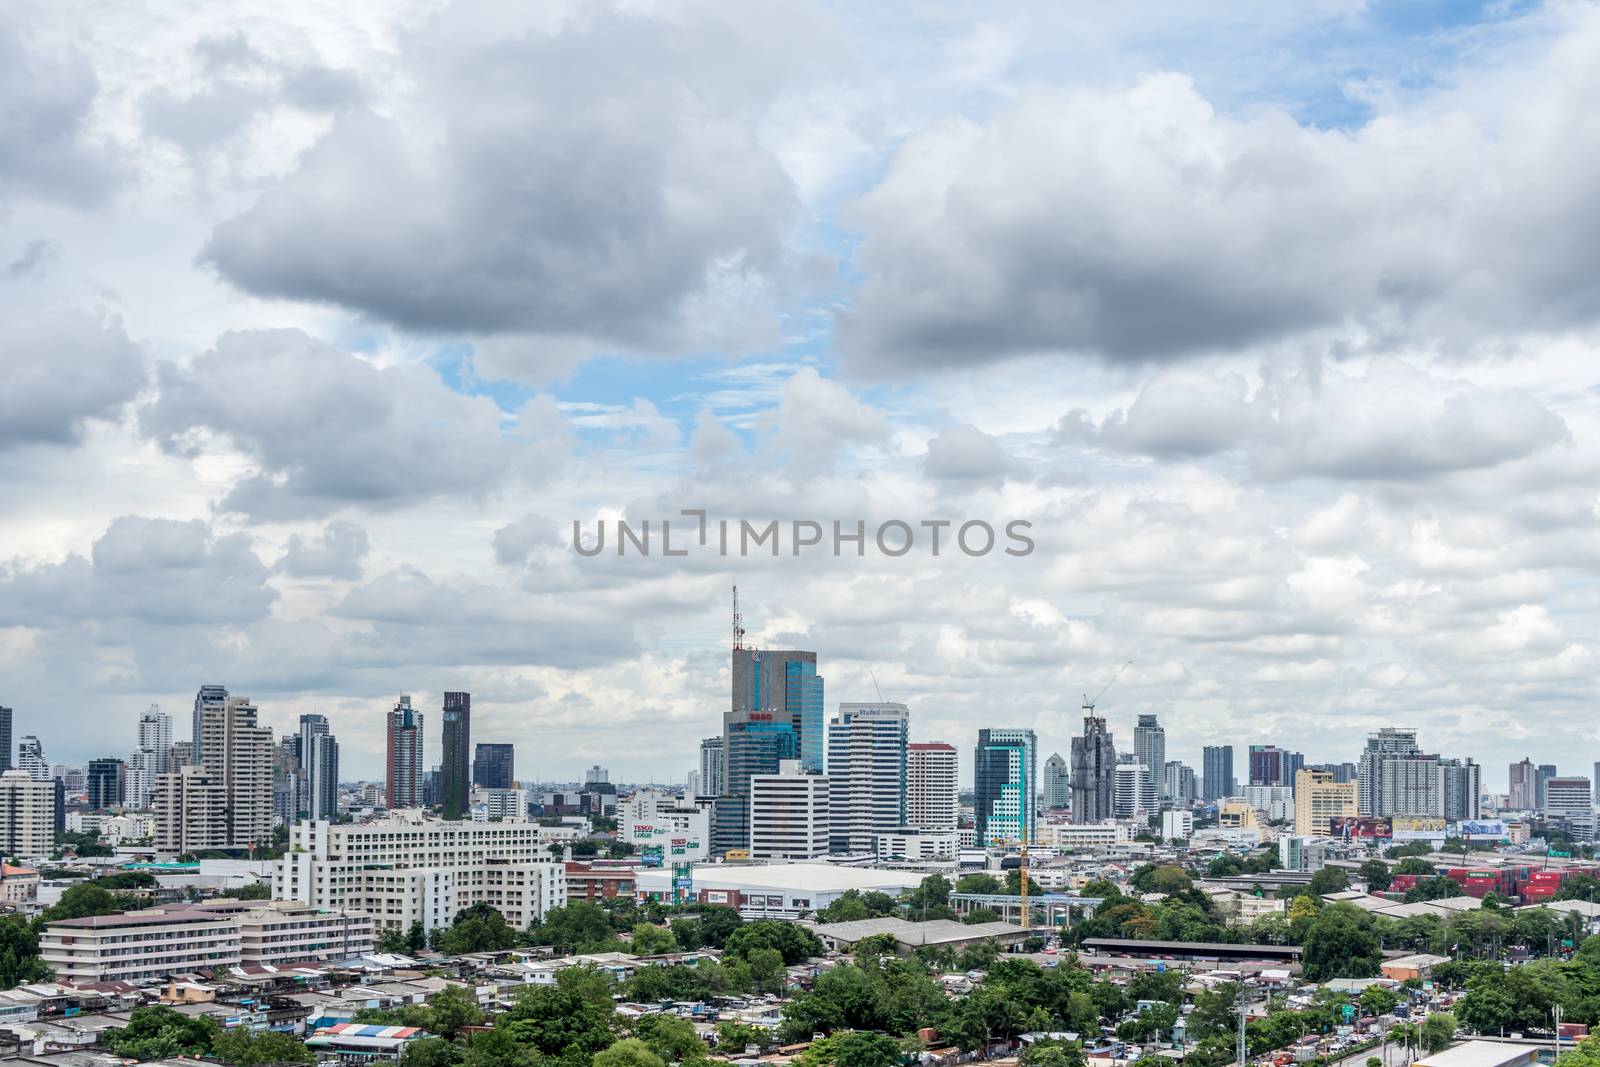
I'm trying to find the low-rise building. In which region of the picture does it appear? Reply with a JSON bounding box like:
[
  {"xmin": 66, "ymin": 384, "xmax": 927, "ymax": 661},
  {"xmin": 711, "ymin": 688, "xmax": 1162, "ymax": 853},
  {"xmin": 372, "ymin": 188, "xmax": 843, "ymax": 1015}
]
[
  {"xmin": 565, "ymin": 863, "xmax": 637, "ymax": 902},
  {"xmin": 190, "ymin": 899, "xmax": 376, "ymax": 965},
  {"xmin": 0, "ymin": 864, "xmax": 41, "ymax": 903},
  {"xmin": 874, "ymin": 828, "xmax": 958, "ymax": 861},
  {"xmin": 40, "ymin": 907, "xmax": 241, "ymax": 983},
  {"xmin": 636, "ymin": 862, "xmax": 924, "ymax": 919}
]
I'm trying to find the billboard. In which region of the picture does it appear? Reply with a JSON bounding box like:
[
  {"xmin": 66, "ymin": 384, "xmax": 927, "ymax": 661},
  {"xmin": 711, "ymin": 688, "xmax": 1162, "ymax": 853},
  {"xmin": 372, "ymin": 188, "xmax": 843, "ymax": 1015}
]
[
  {"xmin": 1458, "ymin": 820, "xmax": 1509, "ymax": 842},
  {"xmin": 1330, "ymin": 816, "xmax": 1393, "ymax": 840},
  {"xmin": 1392, "ymin": 817, "xmax": 1448, "ymax": 843}
]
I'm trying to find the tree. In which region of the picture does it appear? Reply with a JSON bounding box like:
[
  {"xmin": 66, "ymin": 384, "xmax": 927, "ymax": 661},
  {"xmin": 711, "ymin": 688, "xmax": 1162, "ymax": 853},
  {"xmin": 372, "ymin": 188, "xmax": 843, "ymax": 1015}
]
[
  {"xmin": 688, "ymin": 905, "xmax": 741, "ymax": 947},
  {"xmin": 1021, "ymin": 1041, "xmax": 1087, "ymax": 1067},
  {"xmin": 1394, "ymin": 857, "xmax": 1436, "ymax": 877},
  {"xmin": 1404, "ymin": 877, "xmax": 1464, "ymax": 903},
  {"xmin": 438, "ymin": 903, "xmax": 518, "ymax": 954},
  {"xmin": 1310, "ymin": 867, "xmax": 1350, "ymax": 895},
  {"xmin": 1358, "ymin": 860, "xmax": 1393, "ymax": 892},
  {"xmin": 904, "ymin": 874, "xmax": 954, "ymax": 919},
  {"xmin": 812, "ymin": 1031, "xmax": 903, "ymax": 1067},
  {"xmin": 532, "ymin": 901, "xmax": 622, "ymax": 954},
  {"xmin": 633, "ymin": 1015, "xmax": 708, "ymax": 1063},
  {"xmin": 39, "ymin": 882, "xmax": 131, "ymax": 923},
  {"xmin": 400, "ymin": 1037, "xmax": 465, "ymax": 1067},
  {"xmin": 406, "ymin": 920, "xmax": 428, "ymax": 954},
  {"xmin": 747, "ymin": 947, "xmax": 787, "ymax": 994},
  {"xmin": 716, "ymin": 1022, "xmax": 770, "ymax": 1052},
  {"xmin": 502, "ymin": 966, "xmax": 617, "ymax": 1060},
  {"xmin": 1188, "ymin": 983, "xmax": 1241, "ymax": 1041},
  {"xmin": 1421, "ymin": 1013, "xmax": 1457, "ymax": 1053},
  {"xmin": 595, "ymin": 1038, "xmax": 666, "ymax": 1067},
  {"xmin": 463, "ymin": 1028, "xmax": 540, "ymax": 1067},
  {"xmin": 1301, "ymin": 904, "xmax": 1380, "ymax": 982},
  {"xmin": 218, "ymin": 882, "xmax": 272, "ymax": 900},
  {"xmin": 630, "ymin": 923, "xmax": 680, "ymax": 956},
  {"xmin": 101, "ymin": 1007, "xmax": 220, "ymax": 1061},
  {"xmin": 724, "ymin": 920, "xmax": 823, "ymax": 965},
  {"xmin": 212, "ymin": 1027, "xmax": 316, "ymax": 1065},
  {"xmin": 0, "ymin": 916, "xmax": 50, "ymax": 989},
  {"xmin": 1557, "ymin": 875, "xmax": 1600, "ymax": 902},
  {"xmin": 954, "ymin": 873, "xmax": 1003, "ymax": 895},
  {"xmin": 963, "ymin": 907, "xmax": 1004, "ymax": 925},
  {"xmin": 1359, "ymin": 985, "xmax": 1400, "ymax": 1017},
  {"xmin": 1128, "ymin": 969, "xmax": 1185, "ymax": 1005}
]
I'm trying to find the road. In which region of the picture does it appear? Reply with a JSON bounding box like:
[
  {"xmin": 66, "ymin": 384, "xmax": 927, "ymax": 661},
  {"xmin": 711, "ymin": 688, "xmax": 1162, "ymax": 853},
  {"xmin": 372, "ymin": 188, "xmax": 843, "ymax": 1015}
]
[{"xmin": 1325, "ymin": 1041, "xmax": 1417, "ymax": 1067}]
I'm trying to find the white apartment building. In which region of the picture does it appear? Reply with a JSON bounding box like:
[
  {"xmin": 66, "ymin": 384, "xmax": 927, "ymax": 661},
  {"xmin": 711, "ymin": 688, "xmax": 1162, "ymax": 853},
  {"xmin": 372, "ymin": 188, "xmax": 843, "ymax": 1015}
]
[
  {"xmin": 1113, "ymin": 762, "xmax": 1157, "ymax": 818},
  {"xmin": 192, "ymin": 899, "xmax": 376, "ymax": 965},
  {"xmin": 273, "ymin": 818, "xmax": 566, "ymax": 933},
  {"xmin": 825, "ymin": 703, "xmax": 909, "ymax": 853},
  {"xmin": 874, "ymin": 829, "xmax": 958, "ymax": 861},
  {"xmin": 906, "ymin": 743, "xmax": 958, "ymax": 831},
  {"xmin": 1161, "ymin": 810, "xmax": 1194, "ymax": 842},
  {"xmin": 620, "ymin": 790, "xmax": 710, "ymax": 862},
  {"xmin": 198, "ymin": 698, "xmax": 273, "ymax": 850},
  {"xmin": 40, "ymin": 907, "xmax": 241, "ymax": 982},
  {"xmin": 470, "ymin": 787, "xmax": 530, "ymax": 823},
  {"xmin": 0, "ymin": 770, "xmax": 57, "ymax": 860},
  {"xmin": 749, "ymin": 761, "xmax": 831, "ymax": 860},
  {"xmin": 1243, "ymin": 784, "xmax": 1296, "ymax": 823},
  {"xmin": 153, "ymin": 766, "xmax": 229, "ymax": 853},
  {"xmin": 1035, "ymin": 822, "xmax": 1133, "ymax": 848},
  {"xmin": 17, "ymin": 737, "xmax": 49, "ymax": 782}
]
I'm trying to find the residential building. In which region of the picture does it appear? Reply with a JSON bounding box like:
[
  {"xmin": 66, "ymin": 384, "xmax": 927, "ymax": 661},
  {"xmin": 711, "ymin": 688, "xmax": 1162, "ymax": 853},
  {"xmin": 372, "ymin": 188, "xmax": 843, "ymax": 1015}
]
[
  {"xmin": 170, "ymin": 741, "xmax": 195, "ymax": 771},
  {"xmin": 585, "ymin": 764, "xmax": 608, "ymax": 784},
  {"xmin": 300, "ymin": 715, "xmax": 339, "ymax": 822},
  {"xmin": 1310, "ymin": 762, "xmax": 1358, "ymax": 784},
  {"xmin": 1509, "ymin": 758, "xmax": 1537, "ymax": 810},
  {"xmin": 1441, "ymin": 758, "xmax": 1482, "ymax": 821},
  {"xmin": 441, "ymin": 692, "xmax": 472, "ymax": 820},
  {"xmin": 194, "ymin": 899, "xmax": 376, "ymax": 965},
  {"xmin": 138, "ymin": 707, "xmax": 174, "ymax": 775},
  {"xmin": 123, "ymin": 751, "xmax": 157, "ymax": 810},
  {"xmin": 16, "ymin": 737, "xmax": 48, "ymax": 782},
  {"xmin": 566, "ymin": 863, "xmax": 638, "ymax": 902},
  {"xmin": 86, "ymin": 758, "xmax": 124, "ymax": 810},
  {"xmin": 1536, "ymin": 764, "xmax": 1559, "ymax": 810},
  {"xmin": 1358, "ymin": 728, "xmax": 1434, "ymax": 816},
  {"xmin": 0, "ymin": 707, "xmax": 11, "ymax": 773},
  {"xmin": 386, "ymin": 695, "xmax": 424, "ymax": 809},
  {"xmin": 620, "ymin": 790, "xmax": 710, "ymax": 863},
  {"xmin": 473, "ymin": 744, "xmax": 515, "ymax": 789},
  {"xmin": 0, "ymin": 770, "xmax": 56, "ymax": 859},
  {"xmin": 1043, "ymin": 752, "xmax": 1070, "ymax": 810},
  {"xmin": 1293, "ymin": 769, "xmax": 1357, "ymax": 836},
  {"xmin": 1217, "ymin": 800, "xmax": 1262, "ymax": 841},
  {"xmin": 1202, "ymin": 745, "xmax": 1235, "ymax": 802},
  {"xmin": 748, "ymin": 761, "xmax": 832, "ymax": 860},
  {"xmin": 470, "ymin": 787, "xmax": 531, "ymax": 823},
  {"xmin": 1161, "ymin": 810, "xmax": 1194, "ymax": 842},
  {"xmin": 1069, "ymin": 717, "xmax": 1115, "ymax": 823},
  {"xmin": 1545, "ymin": 777, "xmax": 1593, "ymax": 823},
  {"xmin": 1164, "ymin": 761, "xmax": 1197, "ymax": 805},
  {"xmin": 1114, "ymin": 758, "xmax": 1157, "ymax": 818},
  {"xmin": 274, "ymin": 817, "xmax": 567, "ymax": 932},
  {"xmin": 1248, "ymin": 745, "xmax": 1301, "ymax": 787},
  {"xmin": 198, "ymin": 696, "xmax": 273, "ymax": 850},
  {"xmin": 192, "ymin": 684, "xmax": 228, "ymax": 748},
  {"xmin": 0, "ymin": 864, "xmax": 40, "ymax": 903},
  {"xmin": 152, "ymin": 766, "xmax": 229, "ymax": 853},
  {"xmin": 906, "ymin": 743, "xmax": 959, "ymax": 831},
  {"xmin": 40, "ymin": 908, "xmax": 241, "ymax": 983},
  {"xmin": 697, "ymin": 736, "xmax": 725, "ymax": 798},
  {"xmin": 1133, "ymin": 715, "xmax": 1166, "ymax": 800},
  {"xmin": 976, "ymin": 727, "xmax": 1037, "ymax": 845},
  {"xmin": 826, "ymin": 702, "xmax": 909, "ymax": 853},
  {"xmin": 272, "ymin": 735, "xmax": 302, "ymax": 826},
  {"xmin": 1243, "ymin": 784, "xmax": 1295, "ymax": 822}
]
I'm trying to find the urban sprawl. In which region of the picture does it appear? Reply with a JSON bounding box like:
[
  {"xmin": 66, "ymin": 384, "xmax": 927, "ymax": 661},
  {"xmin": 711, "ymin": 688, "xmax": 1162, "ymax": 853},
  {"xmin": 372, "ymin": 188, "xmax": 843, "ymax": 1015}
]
[{"xmin": 0, "ymin": 632, "xmax": 1597, "ymax": 1067}]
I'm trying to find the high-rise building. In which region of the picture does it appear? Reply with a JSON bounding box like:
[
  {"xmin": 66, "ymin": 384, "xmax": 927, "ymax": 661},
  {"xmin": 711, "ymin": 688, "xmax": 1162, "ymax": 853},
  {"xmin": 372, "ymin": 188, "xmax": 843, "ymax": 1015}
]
[
  {"xmin": 1202, "ymin": 745, "xmax": 1235, "ymax": 801},
  {"xmin": 386, "ymin": 696, "xmax": 424, "ymax": 809},
  {"xmin": 975, "ymin": 728, "xmax": 1037, "ymax": 845},
  {"xmin": 0, "ymin": 769, "xmax": 57, "ymax": 858},
  {"xmin": 272, "ymin": 736, "xmax": 302, "ymax": 826},
  {"xmin": 472, "ymin": 744, "xmax": 515, "ymax": 789},
  {"xmin": 192, "ymin": 685, "xmax": 228, "ymax": 748},
  {"xmin": 1536, "ymin": 764, "xmax": 1558, "ymax": 810},
  {"xmin": 698, "ymin": 737, "xmax": 725, "ymax": 798},
  {"xmin": 1248, "ymin": 745, "xmax": 1301, "ymax": 787},
  {"xmin": 0, "ymin": 706, "xmax": 13, "ymax": 774},
  {"xmin": 1163, "ymin": 761, "xmax": 1197, "ymax": 805},
  {"xmin": 1043, "ymin": 753, "xmax": 1070, "ymax": 809},
  {"xmin": 1441, "ymin": 758, "xmax": 1481, "ymax": 822},
  {"xmin": 585, "ymin": 764, "xmax": 608, "ymax": 785},
  {"xmin": 1294, "ymin": 769, "xmax": 1357, "ymax": 836},
  {"xmin": 153, "ymin": 766, "xmax": 229, "ymax": 853},
  {"xmin": 906, "ymin": 743, "xmax": 958, "ymax": 832},
  {"xmin": 825, "ymin": 702, "xmax": 908, "ymax": 853},
  {"xmin": 749, "ymin": 760, "xmax": 831, "ymax": 860},
  {"xmin": 138, "ymin": 707, "xmax": 174, "ymax": 775},
  {"xmin": 1544, "ymin": 777, "xmax": 1592, "ymax": 821},
  {"xmin": 300, "ymin": 715, "xmax": 339, "ymax": 822},
  {"xmin": 123, "ymin": 751, "xmax": 158, "ymax": 809},
  {"xmin": 1133, "ymin": 715, "xmax": 1166, "ymax": 800},
  {"xmin": 1509, "ymin": 758, "xmax": 1537, "ymax": 810},
  {"xmin": 1069, "ymin": 717, "xmax": 1116, "ymax": 823},
  {"xmin": 422, "ymin": 768, "xmax": 442, "ymax": 808},
  {"xmin": 199, "ymin": 696, "xmax": 273, "ymax": 851},
  {"xmin": 170, "ymin": 741, "xmax": 196, "ymax": 771},
  {"xmin": 440, "ymin": 692, "xmax": 471, "ymax": 819},
  {"xmin": 715, "ymin": 707, "xmax": 800, "ymax": 853},
  {"xmin": 732, "ymin": 648, "xmax": 824, "ymax": 771},
  {"xmin": 1358, "ymin": 728, "xmax": 1422, "ymax": 815},
  {"xmin": 1113, "ymin": 758, "xmax": 1157, "ymax": 818},
  {"xmin": 86, "ymin": 758, "xmax": 124, "ymax": 810},
  {"xmin": 17, "ymin": 736, "xmax": 48, "ymax": 781}
]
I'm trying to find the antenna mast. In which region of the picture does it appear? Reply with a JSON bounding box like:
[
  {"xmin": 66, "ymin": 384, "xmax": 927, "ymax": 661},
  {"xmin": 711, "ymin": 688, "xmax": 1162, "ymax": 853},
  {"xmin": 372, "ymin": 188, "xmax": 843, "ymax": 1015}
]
[{"xmin": 732, "ymin": 585, "xmax": 746, "ymax": 650}]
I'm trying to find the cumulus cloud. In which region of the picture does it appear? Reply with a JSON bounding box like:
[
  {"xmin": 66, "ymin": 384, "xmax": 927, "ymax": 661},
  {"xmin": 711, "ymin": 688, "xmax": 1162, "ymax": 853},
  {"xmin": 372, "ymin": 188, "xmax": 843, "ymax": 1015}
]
[
  {"xmin": 141, "ymin": 329, "xmax": 516, "ymax": 518},
  {"xmin": 922, "ymin": 424, "xmax": 1020, "ymax": 487},
  {"xmin": 274, "ymin": 521, "xmax": 369, "ymax": 579},
  {"xmin": 840, "ymin": 13, "xmax": 1600, "ymax": 372},
  {"xmin": 759, "ymin": 367, "xmax": 891, "ymax": 475},
  {"xmin": 0, "ymin": 516, "xmax": 274, "ymax": 627},
  {"xmin": 202, "ymin": 2, "xmax": 812, "ymax": 359},
  {"xmin": 0, "ymin": 12, "xmax": 122, "ymax": 207},
  {"xmin": 0, "ymin": 306, "xmax": 147, "ymax": 450}
]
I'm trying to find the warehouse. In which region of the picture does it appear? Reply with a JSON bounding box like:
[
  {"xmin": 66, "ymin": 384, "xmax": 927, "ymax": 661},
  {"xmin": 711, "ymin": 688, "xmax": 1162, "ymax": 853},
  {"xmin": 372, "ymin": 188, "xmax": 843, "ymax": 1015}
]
[{"xmin": 635, "ymin": 863, "xmax": 926, "ymax": 919}]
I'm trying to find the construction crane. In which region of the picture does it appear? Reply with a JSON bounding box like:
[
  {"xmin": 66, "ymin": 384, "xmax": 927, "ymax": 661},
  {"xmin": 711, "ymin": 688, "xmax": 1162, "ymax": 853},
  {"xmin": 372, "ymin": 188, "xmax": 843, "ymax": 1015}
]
[{"xmin": 1083, "ymin": 659, "xmax": 1133, "ymax": 713}]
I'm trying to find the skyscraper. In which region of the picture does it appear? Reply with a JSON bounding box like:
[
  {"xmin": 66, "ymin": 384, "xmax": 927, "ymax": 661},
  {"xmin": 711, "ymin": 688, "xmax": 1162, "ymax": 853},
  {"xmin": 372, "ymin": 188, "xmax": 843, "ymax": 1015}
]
[
  {"xmin": 1043, "ymin": 753, "xmax": 1070, "ymax": 809},
  {"xmin": 17, "ymin": 736, "xmax": 48, "ymax": 781},
  {"xmin": 1248, "ymin": 745, "xmax": 1301, "ymax": 787},
  {"xmin": 715, "ymin": 645, "xmax": 822, "ymax": 853},
  {"xmin": 1069, "ymin": 717, "xmax": 1116, "ymax": 823},
  {"xmin": 440, "ymin": 692, "xmax": 471, "ymax": 819},
  {"xmin": 0, "ymin": 769, "xmax": 56, "ymax": 858},
  {"xmin": 1163, "ymin": 761, "xmax": 1197, "ymax": 805},
  {"xmin": 123, "ymin": 751, "xmax": 157, "ymax": 809},
  {"xmin": 0, "ymin": 706, "xmax": 12, "ymax": 774},
  {"xmin": 1133, "ymin": 715, "xmax": 1165, "ymax": 800},
  {"xmin": 825, "ymin": 702, "xmax": 908, "ymax": 853},
  {"xmin": 698, "ymin": 736, "xmax": 725, "ymax": 798},
  {"xmin": 1441, "ymin": 758, "xmax": 1481, "ymax": 821},
  {"xmin": 749, "ymin": 761, "xmax": 831, "ymax": 860},
  {"xmin": 87, "ymin": 758, "xmax": 124, "ymax": 810},
  {"xmin": 906, "ymin": 743, "xmax": 958, "ymax": 831},
  {"xmin": 473, "ymin": 743, "xmax": 515, "ymax": 789},
  {"xmin": 974, "ymin": 728, "xmax": 1037, "ymax": 845},
  {"xmin": 138, "ymin": 707, "xmax": 174, "ymax": 775},
  {"xmin": 300, "ymin": 714, "xmax": 339, "ymax": 821},
  {"xmin": 1509, "ymin": 758, "xmax": 1536, "ymax": 810},
  {"xmin": 386, "ymin": 695, "xmax": 424, "ymax": 809},
  {"xmin": 1113, "ymin": 757, "xmax": 1156, "ymax": 817},
  {"xmin": 272, "ymin": 735, "xmax": 302, "ymax": 825},
  {"xmin": 198, "ymin": 696, "xmax": 273, "ymax": 850},
  {"xmin": 715, "ymin": 707, "xmax": 800, "ymax": 853},
  {"xmin": 1536, "ymin": 764, "xmax": 1558, "ymax": 810},
  {"xmin": 1357, "ymin": 728, "xmax": 1422, "ymax": 815},
  {"xmin": 192, "ymin": 684, "xmax": 228, "ymax": 748},
  {"xmin": 1203, "ymin": 746, "xmax": 1235, "ymax": 802}
]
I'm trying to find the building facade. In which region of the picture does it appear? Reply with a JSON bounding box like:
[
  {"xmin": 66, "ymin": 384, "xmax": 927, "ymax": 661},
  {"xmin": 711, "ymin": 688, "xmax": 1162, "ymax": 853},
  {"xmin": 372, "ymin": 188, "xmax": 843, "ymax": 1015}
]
[
  {"xmin": 1069, "ymin": 717, "xmax": 1115, "ymax": 824},
  {"xmin": 199, "ymin": 697, "xmax": 273, "ymax": 850},
  {"xmin": 86, "ymin": 758, "xmax": 124, "ymax": 811},
  {"xmin": 975, "ymin": 728, "xmax": 1037, "ymax": 845},
  {"xmin": 386, "ymin": 696, "xmax": 424, "ymax": 810},
  {"xmin": 1202, "ymin": 745, "xmax": 1235, "ymax": 801},
  {"xmin": 1293, "ymin": 769, "xmax": 1357, "ymax": 836},
  {"xmin": 192, "ymin": 684, "xmax": 228, "ymax": 748},
  {"xmin": 697, "ymin": 736, "xmax": 725, "ymax": 799},
  {"xmin": 472, "ymin": 744, "xmax": 515, "ymax": 789},
  {"xmin": 749, "ymin": 761, "xmax": 831, "ymax": 860},
  {"xmin": 906, "ymin": 743, "xmax": 958, "ymax": 832},
  {"xmin": 825, "ymin": 702, "xmax": 908, "ymax": 853},
  {"xmin": 300, "ymin": 715, "xmax": 340, "ymax": 822},
  {"xmin": 1042, "ymin": 752, "xmax": 1070, "ymax": 810},
  {"xmin": 41, "ymin": 908, "xmax": 242, "ymax": 983},
  {"xmin": 0, "ymin": 770, "xmax": 56, "ymax": 859},
  {"xmin": 440, "ymin": 692, "xmax": 472, "ymax": 820},
  {"xmin": 1133, "ymin": 715, "xmax": 1166, "ymax": 800},
  {"xmin": 138, "ymin": 707, "xmax": 174, "ymax": 776},
  {"xmin": 620, "ymin": 790, "xmax": 711, "ymax": 863},
  {"xmin": 16, "ymin": 737, "xmax": 48, "ymax": 782},
  {"xmin": 152, "ymin": 766, "xmax": 230, "ymax": 853}
]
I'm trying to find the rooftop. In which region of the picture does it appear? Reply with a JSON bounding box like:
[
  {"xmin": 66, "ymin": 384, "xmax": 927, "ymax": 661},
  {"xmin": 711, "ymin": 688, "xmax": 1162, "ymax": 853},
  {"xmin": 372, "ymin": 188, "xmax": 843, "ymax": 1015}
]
[
  {"xmin": 812, "ymin": 917, "xmax": 1027, "ymax": 947},
  {"xmin": 1414, "ymin": 1041, "xmax": 1544, "ymax": 1067},
  {"xmin": 647, "ymin": 863, "xmax": 926, "ymax": 894},
  {"xmin": 45, "ymin": 908, "xmax": 236, "ymax": 930}
]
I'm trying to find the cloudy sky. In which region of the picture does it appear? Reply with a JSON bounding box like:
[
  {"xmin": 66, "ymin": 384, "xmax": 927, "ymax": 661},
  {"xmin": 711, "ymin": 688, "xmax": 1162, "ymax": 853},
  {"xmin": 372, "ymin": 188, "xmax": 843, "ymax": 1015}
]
[{"xmin": 3, "ymin": 0, "xmax": 1598, "ymax": 790}]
